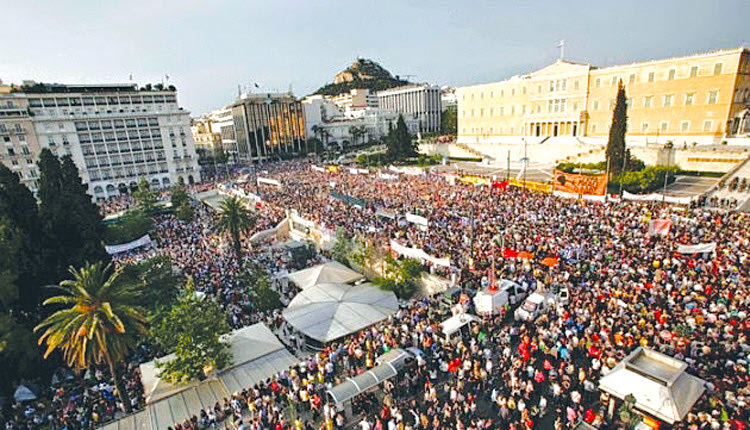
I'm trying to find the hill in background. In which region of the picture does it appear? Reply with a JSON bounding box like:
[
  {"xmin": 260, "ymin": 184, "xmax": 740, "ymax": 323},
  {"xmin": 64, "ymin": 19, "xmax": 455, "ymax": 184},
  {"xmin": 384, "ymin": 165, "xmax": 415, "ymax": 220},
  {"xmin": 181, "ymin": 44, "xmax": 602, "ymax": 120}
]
[{"xmin": 313, "ymin": 58, "xmax": 410, "ymax": 96}]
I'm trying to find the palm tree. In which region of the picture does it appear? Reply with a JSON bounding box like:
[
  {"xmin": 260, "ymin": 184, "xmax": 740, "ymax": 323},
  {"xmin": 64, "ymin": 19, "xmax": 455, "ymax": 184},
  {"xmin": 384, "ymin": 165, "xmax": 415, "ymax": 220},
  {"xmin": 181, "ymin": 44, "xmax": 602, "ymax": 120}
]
[
  {"xmin": 35, "ymin": 262, "xmax": 147, "ymax": 413},
  {"xmin": 216, "ymin": 196, "xmax": 256, "ymax": 256}
]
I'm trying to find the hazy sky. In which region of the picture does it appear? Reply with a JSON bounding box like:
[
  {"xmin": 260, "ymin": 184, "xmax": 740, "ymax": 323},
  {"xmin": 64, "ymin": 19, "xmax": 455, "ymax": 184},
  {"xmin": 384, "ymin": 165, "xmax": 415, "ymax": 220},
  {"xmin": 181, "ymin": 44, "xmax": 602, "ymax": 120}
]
[{"xmin": 2, "ymin": 0, "xmax": 747, "ymax": 115}]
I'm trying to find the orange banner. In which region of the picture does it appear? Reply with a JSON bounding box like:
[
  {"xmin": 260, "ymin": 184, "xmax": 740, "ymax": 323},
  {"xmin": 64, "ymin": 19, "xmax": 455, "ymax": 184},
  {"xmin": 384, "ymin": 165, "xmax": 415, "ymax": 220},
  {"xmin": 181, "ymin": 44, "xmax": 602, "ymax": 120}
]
[{"xmin": 552, "ymin": 170, "xmax": 607, "ymax": 196}]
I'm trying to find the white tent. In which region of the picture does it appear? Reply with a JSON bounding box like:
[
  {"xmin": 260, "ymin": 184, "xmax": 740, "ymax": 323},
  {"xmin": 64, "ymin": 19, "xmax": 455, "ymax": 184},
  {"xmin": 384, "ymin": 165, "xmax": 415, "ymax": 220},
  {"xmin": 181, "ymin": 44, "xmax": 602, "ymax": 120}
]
[
  {"xmin": 598, "ymin": 347, "xmax": 706, "ymax": 424},
  {"xmin": 105, "ymin": 323, "xmax": 296, "ymax": 430},
  {"xmin": 283, "ymin": 283, "xmax": 398, "ymax": 343},
  {"xmin": 13, "ymin": 385, "xmax": 36, "ymax": 402},
  {"xmin": 287, "ymin": 261, "xmax": 364, "ymax": 290}
]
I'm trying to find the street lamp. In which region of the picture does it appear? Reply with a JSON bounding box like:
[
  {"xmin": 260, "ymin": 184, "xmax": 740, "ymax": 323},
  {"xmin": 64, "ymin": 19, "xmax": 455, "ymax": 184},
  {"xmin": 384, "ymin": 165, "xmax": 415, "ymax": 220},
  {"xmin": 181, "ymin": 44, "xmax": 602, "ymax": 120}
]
[{"xmin": 662, "ymin": 141, "xmax": 674, "ymax": 200}]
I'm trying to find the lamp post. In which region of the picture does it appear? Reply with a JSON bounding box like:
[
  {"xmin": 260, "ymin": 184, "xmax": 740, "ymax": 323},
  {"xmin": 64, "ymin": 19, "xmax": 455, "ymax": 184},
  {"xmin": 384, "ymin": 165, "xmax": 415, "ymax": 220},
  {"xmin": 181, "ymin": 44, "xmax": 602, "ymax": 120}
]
[{"xmin": 662, "ymin": 141, "xmax": 673, "ymax": 201}]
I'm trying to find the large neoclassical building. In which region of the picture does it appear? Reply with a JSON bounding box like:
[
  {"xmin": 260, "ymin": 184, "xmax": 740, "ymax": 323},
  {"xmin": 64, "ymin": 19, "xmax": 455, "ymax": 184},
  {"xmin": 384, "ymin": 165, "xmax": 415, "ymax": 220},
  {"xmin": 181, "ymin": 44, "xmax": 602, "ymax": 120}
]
[{"xmin": 457, "ymin": 47, "xmax": 750, "ymax": 146}]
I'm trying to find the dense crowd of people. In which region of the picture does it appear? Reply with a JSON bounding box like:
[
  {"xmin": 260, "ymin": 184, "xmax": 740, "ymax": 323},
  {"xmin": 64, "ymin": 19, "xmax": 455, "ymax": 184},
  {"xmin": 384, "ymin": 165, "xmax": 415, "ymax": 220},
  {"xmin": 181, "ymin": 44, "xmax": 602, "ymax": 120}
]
[{"xmin": 4, "ymin": 158, "xmax": 749, "ymax": 430}]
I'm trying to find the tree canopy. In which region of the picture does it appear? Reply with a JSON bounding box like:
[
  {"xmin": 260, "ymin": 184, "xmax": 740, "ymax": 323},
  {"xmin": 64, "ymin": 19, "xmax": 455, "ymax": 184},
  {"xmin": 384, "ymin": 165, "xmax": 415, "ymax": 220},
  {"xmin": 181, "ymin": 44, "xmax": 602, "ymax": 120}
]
[
  {"xmin": 151, "ymin": 284, "xmax": 232, "ymax": 383},
  {"xmin": 35, "ymin": 262, "xmax": 147, "ymax": 412}
]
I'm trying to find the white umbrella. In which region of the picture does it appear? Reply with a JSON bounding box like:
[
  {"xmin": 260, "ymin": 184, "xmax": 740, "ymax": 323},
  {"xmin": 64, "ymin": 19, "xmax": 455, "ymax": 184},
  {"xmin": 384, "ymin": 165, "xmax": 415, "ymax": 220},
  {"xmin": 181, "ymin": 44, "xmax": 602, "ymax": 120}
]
[
  {"xmin": 283, "ymin": 283, "xmax": 398, "ymax": 343},
  {"xmin": 13, "ymin": 385, "xmax": 36, "ymax": 402}
]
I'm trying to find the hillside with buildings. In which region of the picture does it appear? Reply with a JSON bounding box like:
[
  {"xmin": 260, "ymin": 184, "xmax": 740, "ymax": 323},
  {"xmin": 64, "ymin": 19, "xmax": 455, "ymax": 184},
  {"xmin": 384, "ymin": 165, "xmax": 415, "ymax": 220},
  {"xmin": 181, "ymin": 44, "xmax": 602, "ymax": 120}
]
[{"xmin": 314, "ymin": 58, "xmax": 410, "ymax": 96}]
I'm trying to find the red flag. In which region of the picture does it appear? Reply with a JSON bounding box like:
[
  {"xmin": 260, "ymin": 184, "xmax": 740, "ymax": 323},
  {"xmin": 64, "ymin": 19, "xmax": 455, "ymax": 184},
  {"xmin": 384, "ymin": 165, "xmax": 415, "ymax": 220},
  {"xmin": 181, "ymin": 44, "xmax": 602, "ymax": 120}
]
[
  {"xmin": 648, "ymin": 219, "xmax": 672, "ymax": 236},
  {"xmin": 541, "ymin": 256, "xmax": 559, "ymax": 267},
  {"xmin": 502, "ymin": 248, "xmax": 518, "ymax": 259}
]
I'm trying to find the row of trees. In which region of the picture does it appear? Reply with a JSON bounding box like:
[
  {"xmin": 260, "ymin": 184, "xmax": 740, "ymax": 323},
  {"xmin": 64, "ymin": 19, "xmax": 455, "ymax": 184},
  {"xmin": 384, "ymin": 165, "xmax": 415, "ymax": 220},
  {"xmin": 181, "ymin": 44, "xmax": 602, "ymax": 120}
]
[
  {"xmin": 0, "ymin": 149, "xmax": 112, "ymax": 397},
  {"xmin": 1, "ymin": 151, "xmax": 278, "ymax": 416}
]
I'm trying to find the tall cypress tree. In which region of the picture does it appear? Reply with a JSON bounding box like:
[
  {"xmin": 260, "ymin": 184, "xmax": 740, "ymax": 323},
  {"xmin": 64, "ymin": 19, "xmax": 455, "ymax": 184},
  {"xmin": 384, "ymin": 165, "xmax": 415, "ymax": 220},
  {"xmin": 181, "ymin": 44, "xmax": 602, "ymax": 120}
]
[
  {"xmin": 0, "ymin": 164, "xmax": 42, "ymax": 310},
  {"xmin": 394, "ymin": 115, "xmax": 416, "ymax": 158},
  {"xmin": 38, "ymin": 150, "xmax": 108, "ymax": 282},
  {"xmin": 606, "ymin": 81, "xmax": 628, "ymax": 178}
]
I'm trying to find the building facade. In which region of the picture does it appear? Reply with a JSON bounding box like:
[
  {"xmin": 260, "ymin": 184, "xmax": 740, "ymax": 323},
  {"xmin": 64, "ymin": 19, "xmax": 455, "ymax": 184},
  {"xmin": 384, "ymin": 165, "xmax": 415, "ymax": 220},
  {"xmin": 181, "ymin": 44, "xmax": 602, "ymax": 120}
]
[
  {"xmin": 377, "ymin": 84, "xmax": 442, "ymax": 133},
  {"xmin": 230, "ymin": 93, "xmax": 306, "ymax": 162},
  {"xmin": 0, "ymin": 82, "xmax": 200, "ymax": 199},
  {"xmin": 0, "ymin": 85, "xmax": 42, "ymax": 192},
  {"xmin": 190, "ymin": 117, "xmax": 221, "ymax": 150},
  {"xmin": 329, "ymin": 89, "xmax": 379, "ymax": 112},
  {"xmin": 457, "ymin": 48, "xmax": 750, "ymax": 145}
]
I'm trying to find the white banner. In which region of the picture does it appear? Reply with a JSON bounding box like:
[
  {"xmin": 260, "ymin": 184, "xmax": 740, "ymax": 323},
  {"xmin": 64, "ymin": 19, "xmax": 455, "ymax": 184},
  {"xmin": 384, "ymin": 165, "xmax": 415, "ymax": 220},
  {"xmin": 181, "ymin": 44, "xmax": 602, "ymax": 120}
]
[
  {"xmin": 405, "ymin": 213, "xmax": 429, "ymax": 228},
  {"xmin": 552, "ymin": 190, "xmax": 607, "ymax": 202},
  {"xmin": 105, "ymin": 234, "xmax": 151, "ymax": 255},
  {"xmin": 257, "ymin": 177, "xmax": 281, "ymax": 187},
  {"xmin": 358, "ymin": 168, "xmax": 369, "ymax": 174},
  {"xmin": 677, "ymin": 242, "xmax": 716, "ymax": 254},
  {"xmin": 349, "ymin": 168, "xmax": 359, "ymax": 174},
  {"xmin": 378, "ymin": 173, "xmax": 398, "ymax": 180},
  {"xmin": 622, "ymin": 191, "xmax": 693, "ymax": 205},
  {"xmin": 390, "ymin": 240, "xmax": 451, "ymax": 267},
  {"xmin": 376, "ymin": 208, "xmax": 396, "ymax": 219},
  {"xmin": 311, "ymin": 165, "xmax": 326, "ymax": 172}
]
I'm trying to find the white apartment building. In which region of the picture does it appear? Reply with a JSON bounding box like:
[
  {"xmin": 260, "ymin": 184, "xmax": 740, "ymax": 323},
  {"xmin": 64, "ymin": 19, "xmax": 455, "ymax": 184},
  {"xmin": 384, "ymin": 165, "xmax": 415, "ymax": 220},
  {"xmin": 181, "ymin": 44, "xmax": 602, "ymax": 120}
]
[
  {"xmin": 0, "ymin": 91, "xmax": 42, "ymax": 192},
  {"xmin": 17, "ymin": 82, "xmax": 200, "ymax": 199},
  {"xmin": 330, "ymin": 88, "xmax": 379, "ymax": 112},
  {"xmin": 377, "ymin": 84, "xmax": 442, "ymax": 133}
]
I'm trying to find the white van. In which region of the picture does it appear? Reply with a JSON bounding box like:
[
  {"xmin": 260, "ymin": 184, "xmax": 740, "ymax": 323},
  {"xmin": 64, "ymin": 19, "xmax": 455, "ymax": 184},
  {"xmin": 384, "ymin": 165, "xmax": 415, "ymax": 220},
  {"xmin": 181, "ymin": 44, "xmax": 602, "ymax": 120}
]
[
  {"xmin": 474, "ymin": 289, "xmax": 509, "ymax": 315},
  {"xmin": 514, "ymin": 292, "xmax": 547, "ymax": 322}
]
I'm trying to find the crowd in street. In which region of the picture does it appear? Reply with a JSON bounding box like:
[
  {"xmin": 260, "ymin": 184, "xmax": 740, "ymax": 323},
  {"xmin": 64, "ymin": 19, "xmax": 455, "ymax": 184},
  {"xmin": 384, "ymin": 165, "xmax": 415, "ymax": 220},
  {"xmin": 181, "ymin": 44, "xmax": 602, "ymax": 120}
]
[{"xmin": 4, "ymin": 158, "xmax": 749, "ymax": 430}]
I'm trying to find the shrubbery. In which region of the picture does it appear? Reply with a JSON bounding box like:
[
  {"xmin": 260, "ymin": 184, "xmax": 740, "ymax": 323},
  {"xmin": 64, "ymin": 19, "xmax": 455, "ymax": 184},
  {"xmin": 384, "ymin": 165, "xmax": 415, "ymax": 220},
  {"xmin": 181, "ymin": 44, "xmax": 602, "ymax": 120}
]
[
  {"xmin": 611, "ymin": 165, "xmax": 680, "ymax": 194},
  {"xmin": 104, "ymin": 209, "xmax": 153, "ymax": 245}
]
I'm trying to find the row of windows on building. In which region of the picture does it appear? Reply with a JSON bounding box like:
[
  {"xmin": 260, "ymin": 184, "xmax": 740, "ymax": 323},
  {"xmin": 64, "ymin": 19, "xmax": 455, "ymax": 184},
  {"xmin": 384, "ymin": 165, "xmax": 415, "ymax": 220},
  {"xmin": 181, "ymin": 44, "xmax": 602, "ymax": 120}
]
[
  {"xmin": 461, "ymin": 89, "xmax": 729, "ymax": 119},
  {"xmin": 28, "ymin": 94, "xmax": 177, "ymax": 108},
  {"xmin": 589, "ymin": 120, "xmax": 716, "ymax": 134},
  {"xmin": 463, "ymin": 62, "xmax": 729, "ymax": 101},
  {"xmin": 463, "ymin": 119, "xmax": 717, "ymax": 136},
  {"xmin": 87, "ymin": 163, "xmax": 171, "ymax": 181}
]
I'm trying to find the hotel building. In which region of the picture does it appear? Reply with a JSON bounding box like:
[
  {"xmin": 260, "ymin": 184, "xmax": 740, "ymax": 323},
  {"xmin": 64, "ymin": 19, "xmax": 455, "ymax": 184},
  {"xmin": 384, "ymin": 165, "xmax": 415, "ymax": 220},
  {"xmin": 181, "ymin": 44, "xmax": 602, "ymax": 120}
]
[
  {"xmin": 457, "ymin": 47, "xmax": 750, "ymax": 146},
  {"xmin": 377, "ymin": 84, "xmax": 442, "ymax": 133},
  {"xmin": 229, "ymin": 93, "xmax": 306, "ymax": 162},
  {"xmin": 0, "ymin": 82, "xmax": 200, "ymax": 198}
]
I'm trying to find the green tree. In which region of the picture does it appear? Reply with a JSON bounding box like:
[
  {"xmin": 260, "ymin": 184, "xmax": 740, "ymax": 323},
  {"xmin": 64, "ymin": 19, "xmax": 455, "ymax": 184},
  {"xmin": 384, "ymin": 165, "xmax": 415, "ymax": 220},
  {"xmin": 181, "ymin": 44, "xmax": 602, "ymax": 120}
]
[
  {"xmin": 171, "ymin": 183, "xmax": 190, "ymax": 209},
  {"xmin": 331, "ymin": 228, "xmax": 351, "ymax": 266},
  {"xmin": 35, "ymin": 262, "xmax": 147, "ymax": 412},
  {"xmin": 373, "ymin": 256, "xmax": 423, "ymax": 300},
  {"xmin": 440, "ymin": 106, "xmax": 457, "ymax": 135},
  {"xmin": 151, "ymin": 287, "xmax": 232, "ymax": 383},
  {"xmin": 246, "ymin": 268, "xmax": 281, "ymax": 312},
  {"xmin": 386, "ymin": 115, "xmax": 415, "ymax": 160},
  {"xmin": 39, "ymin": 151, "xmax": 109, "ymax": 282},
  {"xmin": 0, "ymin": 314, "xmax": 40, "ymax": 391},
  {"xmin": 0, "ymin": 164, "xmax": 43, "ymax": 309},
  {"xmin": 104, "ymin": 209, "xmax": 153, "ymax": 245},
  {"xmin": 606, "ymin": 81, "xmax": 628, "ymax": 178},
  {"xmin": 0, "ymin": 217, "xmax": 22, "ymax": 309},
  {"xmin": 133, "ymin": 177, "xmax": 158, "ymax": 216},
  {"xmin": 216, "ymin": 196, "xmax": 256, "ymax": 256},
  {"xmin": 118, "ymin": 256, "xmax": 181, "ymax": 314},
  {"xmin": 176, "ymin": 202, "xmax": 194, "ymax": 222}
]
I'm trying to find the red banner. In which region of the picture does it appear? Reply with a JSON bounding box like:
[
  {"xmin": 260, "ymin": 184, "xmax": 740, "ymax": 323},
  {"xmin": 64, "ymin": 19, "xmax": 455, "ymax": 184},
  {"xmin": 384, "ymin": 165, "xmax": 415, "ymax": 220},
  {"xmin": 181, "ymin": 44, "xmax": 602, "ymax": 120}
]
[{"xmin": 553, "ymin": 170, "xmax": 608, "ymax": 196}]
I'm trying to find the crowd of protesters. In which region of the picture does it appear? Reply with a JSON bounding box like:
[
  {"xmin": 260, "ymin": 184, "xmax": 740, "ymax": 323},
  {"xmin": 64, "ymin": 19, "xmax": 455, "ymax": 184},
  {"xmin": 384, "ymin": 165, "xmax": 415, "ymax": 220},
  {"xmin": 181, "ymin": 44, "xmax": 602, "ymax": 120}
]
[{"xmin": 5, "ymin": 158, "xmax": 748, "ymax": 430}]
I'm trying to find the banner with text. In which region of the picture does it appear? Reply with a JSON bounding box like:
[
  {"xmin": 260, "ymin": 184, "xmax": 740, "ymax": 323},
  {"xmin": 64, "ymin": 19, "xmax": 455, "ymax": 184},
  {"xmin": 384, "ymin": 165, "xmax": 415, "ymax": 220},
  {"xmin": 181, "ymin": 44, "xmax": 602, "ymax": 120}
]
[
  {"xmin": 390, "ymin": 240, "xmax": 451, "ymax": 267},
  {"xmin": 105, "ymin": 234, "xmax": 152, "ymax": 255},
  {"xmin": 509, "ymin": 179, "xmax": 553, "ymax": 193},
  {"xmin": 553, "ymin": 170, "xmax": 607, "ymax": 196},
  {"xmin": 257, "ymin": 177, "xmax": 282, "ymax": 187}
]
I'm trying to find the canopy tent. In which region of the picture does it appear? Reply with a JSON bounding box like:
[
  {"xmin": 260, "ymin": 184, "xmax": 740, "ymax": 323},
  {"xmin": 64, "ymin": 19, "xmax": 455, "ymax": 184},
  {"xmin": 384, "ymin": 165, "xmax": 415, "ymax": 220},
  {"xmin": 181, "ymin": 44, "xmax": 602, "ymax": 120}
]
[
  {"xmin": 283, "ymin": 283, "xmax": 398, "ymax": 343},
  {"xmin": 598, "ymin": 347, "xmax": 706, "ymax": 424},
  {"xmin": 327, "ymin": 360, "xmax": 399, "ymax": 407},
  {"xmin": 104, "ymin": 323, "xmax": 295, "ymax": 430},
  {"xmin": 13, "ymin": 385, "xmax": 37, "ymax": 402},
  {"xmin": 287, "ymin": 262, "xmax": 364, "ymax": 290}
]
